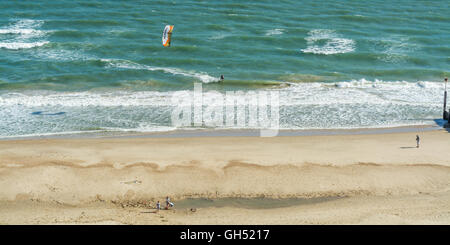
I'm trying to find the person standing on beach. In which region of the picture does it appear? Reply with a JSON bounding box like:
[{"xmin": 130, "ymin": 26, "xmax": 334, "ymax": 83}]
[
  {"xmin": 165, "ymin": 196, "xmax": 172, "ymax": 209},
  {"xmin": 156, "ymin": 201, "xmax": 160, "ymax": 210},
  {"xmin": 416, "ymin": 135, "xmax": 420, "ymax": 148},
  {"xmin": 165, "ymin": 196, "xmax": 174, "ymax": 209}
]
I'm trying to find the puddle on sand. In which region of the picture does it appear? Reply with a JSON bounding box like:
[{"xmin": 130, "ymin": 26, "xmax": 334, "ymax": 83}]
[{"xmin": 173, "ymin": 196, "xmax": 343, "ymax": 210}]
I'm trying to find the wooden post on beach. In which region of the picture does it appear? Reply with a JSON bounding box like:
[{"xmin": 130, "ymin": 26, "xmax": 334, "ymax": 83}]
[{"xmin": 444, "ymin": 78, "xmax": 448, "ymax": 120}]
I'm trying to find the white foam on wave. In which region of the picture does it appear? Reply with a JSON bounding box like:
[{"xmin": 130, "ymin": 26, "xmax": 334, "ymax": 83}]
[
  {"xmin": 102, "ymin": 59, "xmax": 219, "ymax": 83},
  {"xmin": 265, "ymin": 28, "xmax": 284, "ymax": 36},
  {"xmin": 0, "ymin": 20, "xmax": 45, "ymax": 35},
  {"xmin": 0, "ymin": 79, "xmax": 443, "ymax": 136},
  {"xmin": 0, "ymin": 89, "xmax": 253, "ymax": 107},
  {"xmin": 282, "ymin": 79, "xmax": 443, "ymax": 107},
  {"xmin": 0, "ymin": 19, "xmax": 91, "ymax": 60},
  {"xmin": 0, "ymin": 91, "xmax": 171, "ymax": 107},
  {"xmin": 0, "ymin": 79, "xmax": 442, "ymax": 108},
  {"xmin": 0, "ymin": 41, "xmax": 49, "ymax": 50},
  {"xmin": 301, "ymin": 29, "xmax": 355, "ymax": 55},
  {"xmin": 0, "ymin": 19, "xmax": 49, "ymax": 50},
  {"xmin": 0, "ymin": 29, "xmax": 43, "ymax": 36},
  {"xmin": 331, "ymin": 79, "xmax": 442, "ymax": 90},
  {"xmin": 278, "ymin": 79, "xmax": 442, "ymax": 130}
]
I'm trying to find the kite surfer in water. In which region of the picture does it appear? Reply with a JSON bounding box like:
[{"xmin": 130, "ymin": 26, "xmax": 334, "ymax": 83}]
[{"xmin": 219, "ymin": 74, "xmax": 224, "ymax": 82}]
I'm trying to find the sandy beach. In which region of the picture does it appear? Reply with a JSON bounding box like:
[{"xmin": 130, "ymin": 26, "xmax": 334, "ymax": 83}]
[{"xmin": 1, "ymin": 129, "xmax": 450, "ymax": 224}]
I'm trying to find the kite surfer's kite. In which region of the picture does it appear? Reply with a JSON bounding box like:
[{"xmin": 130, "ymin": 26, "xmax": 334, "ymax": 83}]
[{"xmin": 162, "ymin": 25, "xmax": 174, "ymax": 47}]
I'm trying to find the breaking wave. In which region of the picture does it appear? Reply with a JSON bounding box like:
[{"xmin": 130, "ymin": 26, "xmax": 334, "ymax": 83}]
[
  {"xmin": 0, "ymin": 41, "xmax": 49, "ymax": 50},
  {"xmin": 0, "ymin": 19, "xmax": 49, "ymax": 50},
  {"xmin": 301, "ymin": 29, "xmax": 355, "ymax": 55},
  {"xmin": 102, "ymin": 59, "xmax": 219, "ymax": 83}
]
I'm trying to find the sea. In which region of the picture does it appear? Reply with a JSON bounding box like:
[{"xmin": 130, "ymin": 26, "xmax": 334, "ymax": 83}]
[{"xmin": 0, "ymin": 0, "xmax": 449, "ymax": 138}]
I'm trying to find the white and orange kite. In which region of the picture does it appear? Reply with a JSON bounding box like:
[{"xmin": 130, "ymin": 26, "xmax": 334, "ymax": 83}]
[{"xmin": 162, "ymin": 25, "xmax": 174, "ymax": 47}]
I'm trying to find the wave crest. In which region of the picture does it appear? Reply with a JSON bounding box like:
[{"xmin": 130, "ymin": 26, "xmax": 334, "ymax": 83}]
[
  {"xmin": 102, "ymin": 59, "xmax": 219, "ymax": 83},
  {"xmin": 301, "ymin": 29, "xmax": 355, "ymax": 55},
  {"xmin": 0, "ymin": 19, "xmax": 49, "ymax": 50},
  {"xmin": 0, "ymin": 41, "xmax": 49, "ymax": 50}
]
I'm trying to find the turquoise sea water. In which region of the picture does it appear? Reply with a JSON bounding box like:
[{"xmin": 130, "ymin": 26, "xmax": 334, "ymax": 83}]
[{"xmin": 0, "ymin": 0, "xmax": 449, "ymax": 137}]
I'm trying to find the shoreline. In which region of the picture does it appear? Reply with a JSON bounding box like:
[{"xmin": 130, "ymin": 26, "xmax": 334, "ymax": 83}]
[{"xmin": 0, "ymin": 122, "xmax": 445, "ymax": 141}]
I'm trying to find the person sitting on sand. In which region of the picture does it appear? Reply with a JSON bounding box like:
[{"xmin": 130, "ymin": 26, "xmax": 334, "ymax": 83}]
[{"xmin": 416, "ymin": 135, "xmax": 420, "ymax": 148}]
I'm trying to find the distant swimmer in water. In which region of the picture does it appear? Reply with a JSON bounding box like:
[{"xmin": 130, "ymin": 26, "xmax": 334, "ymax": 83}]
[{"xmin": 219, "ymin": 74, "xmax": 224, "ymax": 82}]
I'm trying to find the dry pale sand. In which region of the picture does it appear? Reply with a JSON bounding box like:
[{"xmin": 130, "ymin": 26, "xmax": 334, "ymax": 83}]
[{"xmin": 1, "ymin": 129, "xmax": 450, "ymax": 224}]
